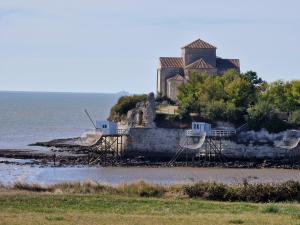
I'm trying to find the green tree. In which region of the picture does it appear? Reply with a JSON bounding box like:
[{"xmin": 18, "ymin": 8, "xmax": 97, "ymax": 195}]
[
  {"xmin": 260, "ymin": 80, "xmax": 298, "ymax": 113},
  {"xmin": 203, "ymin": 100, "xmax": 226, "ymax": 120},
  {"xmin": 223, "ymin": 74, "xmax": 253, "ymax": 108},
  {"xmin": 241, "ymin": 71, "xmax": 264, "ymax": 87},
  {"xmin": 176, "ymin": 69, "xmax": 299, "ymax": 132},
  {"xmin": 177, "ymin": 73, "xmax": 207, "ymax": 117},
  {"xmin": 177, "ymin": 70, "xmax": 257, "ymax": 124},
  {"xmin": 291, "ymin": 80, "xmax": 300, "ymax": 105}
]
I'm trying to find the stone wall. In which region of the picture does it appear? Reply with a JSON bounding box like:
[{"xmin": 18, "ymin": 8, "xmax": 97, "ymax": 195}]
[
  {"xmin": 184, "ymin": 68, "xmax": 217, "ymax": 77},
  {"xmin": 124, "ymin": 128, "xmax": 184, "ymax": 159},
  {"xmin": 123, "ymin": 128, "xmax": 300, "ymax": 160},
  {"xmin": 182, "ymin": 48, "xmax": 216, "ymax": 67},
  {"xmin": 221, "ymin": 140, "xmax": 287, "ymax": 159},
  {"xmin": 158, "ymin": 67, "xmax": 184, "ymax": 96},
  {"xmin": 167, "ymin": 78, "xmax": 184, "ymax": 101}
]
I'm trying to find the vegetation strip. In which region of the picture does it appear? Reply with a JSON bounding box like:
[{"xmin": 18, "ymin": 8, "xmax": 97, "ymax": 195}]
[{"xmin": 2, "ymin": 180, "xmax": 300, "ymax": 203}]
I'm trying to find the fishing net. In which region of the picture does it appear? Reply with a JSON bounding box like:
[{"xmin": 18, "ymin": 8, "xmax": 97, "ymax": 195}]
[
  {"xmin": 76, "ymin": 130, "xmax": 102, "ymax": 147},
  {"xmin": 276, "ymin": 137, "xmax": 300, "ymax": 150},
  {"xmin": 179, "ymin": 132, "xmax": 206, "ymax": 150}
]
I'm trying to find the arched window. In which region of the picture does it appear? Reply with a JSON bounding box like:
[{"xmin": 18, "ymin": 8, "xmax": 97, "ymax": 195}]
[{"xmin": 138, "ymin": 111, "xmax": 143, "ymax": 126}]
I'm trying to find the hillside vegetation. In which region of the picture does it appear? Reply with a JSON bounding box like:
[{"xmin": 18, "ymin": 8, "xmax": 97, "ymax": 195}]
[
  {"xmin": 107, "ymin": 70, "xmax": 299, "ymax": 132},
  {"xmin": 178, "ymin": 70, "xmax": 300, "ymax": 132},
  {"xmin": 108, "ymin": 94, "xmax": 147, "ymax": 122}
]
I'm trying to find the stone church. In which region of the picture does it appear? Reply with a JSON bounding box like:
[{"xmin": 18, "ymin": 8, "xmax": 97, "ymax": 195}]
[{"xmin": 157, "ymin": 38, "xmax": 240, "ymax": 101}]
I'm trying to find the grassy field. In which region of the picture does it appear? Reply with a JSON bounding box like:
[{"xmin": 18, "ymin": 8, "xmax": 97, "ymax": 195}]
[{"xmin": 1, "ymin": 191, "xmax": 300, "ymax": 225}]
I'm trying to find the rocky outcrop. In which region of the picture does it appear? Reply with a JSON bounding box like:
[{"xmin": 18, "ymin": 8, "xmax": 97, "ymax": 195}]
[{"xmin": 126, "ymin": 93, "xmax": 156, "ymax": 128}]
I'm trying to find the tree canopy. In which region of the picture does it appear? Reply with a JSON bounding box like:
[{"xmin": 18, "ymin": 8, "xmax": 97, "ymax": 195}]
[{"xmin": 177, "ymin": 70, "xmax": 300, "ymax": 132}]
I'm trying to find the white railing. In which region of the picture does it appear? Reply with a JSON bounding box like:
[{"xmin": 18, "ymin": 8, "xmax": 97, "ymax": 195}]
[
  {"xmin": 210, "ymin": 129, "xmax": 236, "ymax": 137},
  {"xmin": 84, "ymin": 128, "xmax": 129, "ymax": 136},
  {"xmin": 185, "ymin": 129, "xmax": 195, "ymax": 136},
  {"xmin": 186, "ymin": 129, "xmax": 236, "ymax": 137},
  {"xmin": 117, "ymin": 128, "xmax": 130, "ymax": 135}
]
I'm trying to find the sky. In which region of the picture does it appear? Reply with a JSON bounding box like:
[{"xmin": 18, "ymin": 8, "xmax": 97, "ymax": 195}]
[{"xmin": 0, "ymin": 0, "xmax": 299, "ymax": 94}]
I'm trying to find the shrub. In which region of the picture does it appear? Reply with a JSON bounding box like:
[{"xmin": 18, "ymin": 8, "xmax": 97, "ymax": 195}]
[
  {"xmin": 53, "ymin": 182, "xmax": 114, "ymax": 194},
  {"xmin": 117, "ymin": 181, "xmax": 166, "ymax": 197},
  {"xmin": 13, "ymin": 182, "xmax": 53, "ymax": 192},
  {"xmin": 9, "ymin": 181, "xmax": 300, "ymax": 203},
  {"xmin": 289, "ymin": 110, "xmax": 300, "ymax": 126},
  {"xmin": 109, "ymin": 95, "xmax": 147, "ymax": 121},
  {"xmin": 247, "ymin": 101, "xmax": 291, "ymax": 133},
  {"xmin": 262, "ymin": 205, "xmax": 280, "ymax": 214},
  {"xmin": 184, "ymin": 181, "xmax": 300, "ymax": 203},
  {"xmin": 262, "ymin": 115, "xmax": 291, "ymax": 133},
  {"xmin": 229, "ymin": 219, "xmax": 244, "ymax": 224},
  {"xmin": 184, "ymin": 182, "xmax": 236, "ymax": 201}
]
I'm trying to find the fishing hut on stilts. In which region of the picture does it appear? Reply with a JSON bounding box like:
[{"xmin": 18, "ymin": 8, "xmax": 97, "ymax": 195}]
[
  {"xmin": 76, "ymin": 110, "xmax": 130, "ymax": 165},
  {"xmin": 169, "ymin": 122, "xmax": 236, "ymax": 165}
]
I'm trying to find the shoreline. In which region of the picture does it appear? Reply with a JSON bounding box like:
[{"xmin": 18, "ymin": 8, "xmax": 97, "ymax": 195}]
[{"xmin": 1, "ymin": 148, "xmax": 300, "ymax": 169}]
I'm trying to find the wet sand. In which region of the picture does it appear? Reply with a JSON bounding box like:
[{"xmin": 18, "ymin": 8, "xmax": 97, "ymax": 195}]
[
  {"xmin": 0, "ymin": 148, "xmax": 87, "ymax": 167},
  {"xmin": 1, "ymin": 147, "xmax": 300, "ymax": 186},
  {"xmin": 1, "ymin": 163, "xmax": 300, "ymax": 186}
]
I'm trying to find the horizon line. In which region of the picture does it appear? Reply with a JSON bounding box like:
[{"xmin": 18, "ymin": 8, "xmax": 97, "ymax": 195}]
[{"xmin": 0, "ymin": 89, "xmax": 136, "ymax": 95}]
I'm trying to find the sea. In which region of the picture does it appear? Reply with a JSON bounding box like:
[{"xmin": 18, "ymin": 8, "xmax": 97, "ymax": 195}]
[{"xmin": 0, "ymin": 91, "xmax": 120, "ymax": 149}]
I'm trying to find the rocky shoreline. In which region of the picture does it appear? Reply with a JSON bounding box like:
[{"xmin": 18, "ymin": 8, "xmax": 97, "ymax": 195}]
[{"xmin": 1, "ymin": 145, "xmax": 300, "ymax": 169}]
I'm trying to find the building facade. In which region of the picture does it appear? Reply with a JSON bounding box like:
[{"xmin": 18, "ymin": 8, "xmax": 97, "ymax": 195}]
[{"xmin": 157, "ymin": 38, "xmax": 240, "ymax": 101}]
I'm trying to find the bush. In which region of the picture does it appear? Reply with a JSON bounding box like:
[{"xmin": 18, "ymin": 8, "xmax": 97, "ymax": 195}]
[
  {"xmin": 13, "ymin": 182, "xmax": 53, "ymax": 192},
  {"xmin": 53, "ymin": 182, "xmax": 114, "ymax": 194},
  {"xmin": 229, "ymin": 219, "xmax": 245, "ymax": 224},
  {"xmin": 184, "ymin": 182, "xmax": 236, "ymax": 201},
  {"xmin": 262, "ymin": 206, "xmax": 280, "ymax": 214},
  {"xmin": 263, "ymin": 115, "xmax": 291, "ymax": 133},
  {"xmin": 109, "ymin": 95, "xmax": 147, "ymax": 121},
  {"xmin": 289, "ymin": 110, "xmax": 300, "ymax": 126},
  {"xmin": 184, "ymin": 181, "xmax": 300, "ymax": 203},
  {"xmin": 117, "ymin": 181, "xmax": 166, "ymax": 197},
  {"xmin": 247, "ymin": 102, "xmax": 291, "ymax": 133},
  {"xmin": 10, "ymin": 181, "xmax": 300, "ymax": 203}
]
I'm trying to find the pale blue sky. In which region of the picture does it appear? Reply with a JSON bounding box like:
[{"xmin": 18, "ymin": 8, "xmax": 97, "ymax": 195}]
[{"xmin": 0, "ymin": 0, "xmax": 299, "ymax": 93}]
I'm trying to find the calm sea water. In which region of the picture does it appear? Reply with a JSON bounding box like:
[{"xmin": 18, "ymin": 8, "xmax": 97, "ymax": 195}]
[{"xmin": 0, "ymin": 91, "xmax": 120, "ymax": 149}]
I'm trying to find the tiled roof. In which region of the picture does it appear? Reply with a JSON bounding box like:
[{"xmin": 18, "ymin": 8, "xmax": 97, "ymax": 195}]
[
  {"xmin": 185, "ymin": 58, "xmax": 215, "ymax": 69},
  {"xmin": 159, "ymin": 57, "xmax": 184, "ymax": 68},
  {"xmin": 182, "ymin": 38, "xmax": 216, "ymax": 49},
  {"xmin": 167, "ymin": 74, "xmax": 185, "ymax": 81},
  {"xmin": 216, "ymin": 58, "xmax": 240, "ymax": 70}
]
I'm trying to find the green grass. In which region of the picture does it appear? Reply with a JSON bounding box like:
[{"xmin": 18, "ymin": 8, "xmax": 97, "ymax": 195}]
[
  {"xmin": 262, "ymin": 205, "xmax": 280, "ymax": 214},
  {"xmin": 0, "ymin": 193, "xmax": 300, "ymax": 225},
  {"xmin": 1, "ymin": 181, "xmax": 300, "ymax": 224}
]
